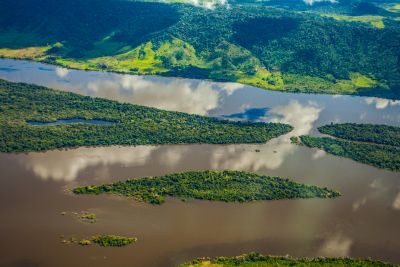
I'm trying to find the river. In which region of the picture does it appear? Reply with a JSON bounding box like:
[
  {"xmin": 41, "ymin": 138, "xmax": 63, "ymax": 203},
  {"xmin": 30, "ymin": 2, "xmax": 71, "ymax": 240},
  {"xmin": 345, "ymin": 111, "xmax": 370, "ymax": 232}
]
[{"xmin": 0, "ymin": 58, "xmax": 399, "ymax": 267}]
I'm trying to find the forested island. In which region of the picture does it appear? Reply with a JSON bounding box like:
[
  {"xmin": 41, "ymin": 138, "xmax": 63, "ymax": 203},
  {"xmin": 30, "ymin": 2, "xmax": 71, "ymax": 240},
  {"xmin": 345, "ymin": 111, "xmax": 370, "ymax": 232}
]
[
  {"xmin": 179, "ymin": 252, "xmax": 398, "ymax": 267},
  {"xmin": 0, "ymin": 0, "xmax": 399, "ymax": 98},
  {"xmin": 72, "ymin": 170, "xmax": 340, "ymax": 204},
  {"xmin": 318, "ymin": 123, "xmax": 400, "ymax": 147},
  {"xmin": 299, "ymin": 123, "xmax": 400, "ymax": 171},
  {"xmin": 0, "ymin": 79, "xmax": 292, "ymax": 152}
]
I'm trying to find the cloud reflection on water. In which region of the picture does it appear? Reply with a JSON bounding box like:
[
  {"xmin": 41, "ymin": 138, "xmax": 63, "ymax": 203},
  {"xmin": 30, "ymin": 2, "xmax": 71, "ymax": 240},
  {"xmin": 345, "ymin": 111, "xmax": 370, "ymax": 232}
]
[
  {"xmin": 55, "ymin": 67, "xmax": 70, "ymax": 78},
  {"xmin": 17, "ymin": 146, "xmax": 157, "ymax": 182},
  {"xmin": 15, "ymin": 100, "xmax": 322, "ymax": 181},
  {"xmin": 365, "ymin": 97, "xmax": 400, "ymax": 110},
  {"xmin": 393, "ymin": 193, "xmax": 400, "ymax": 210},
  {"xmin": 319, "ymin": 233, "xmax": 353, "ymax": 257},
  {"xmin": 81, "ymin": 75, "xmax": 244, "ymax": 115},
  {"xmin": 212, "ymin": 100, "xmax": 322, "ymax": 171}
]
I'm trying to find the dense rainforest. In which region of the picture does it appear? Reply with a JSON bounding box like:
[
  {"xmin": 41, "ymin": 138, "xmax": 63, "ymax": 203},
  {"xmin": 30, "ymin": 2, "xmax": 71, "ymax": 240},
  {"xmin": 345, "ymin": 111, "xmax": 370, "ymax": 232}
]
[
  {"xmin": 0, "ymin": 79, "xmax": 292, "ymax": 152},
  {"xmin": 300, "ymin": 123, "xmax": 400, "ymax": 171},
  {"xmin": 0, "ymin": 0, "xmax": 399, "ymax": 98},
  {"xmin": 179, "ymin": 252, "xmax": 398, "ymax": 267},
  {"xmin": 318, "ymin": 123, "xmax": 400, "ymax": 147},
  {"xmin": 72, "ymin": 170, "xmax": 340, "ymax": 204}
]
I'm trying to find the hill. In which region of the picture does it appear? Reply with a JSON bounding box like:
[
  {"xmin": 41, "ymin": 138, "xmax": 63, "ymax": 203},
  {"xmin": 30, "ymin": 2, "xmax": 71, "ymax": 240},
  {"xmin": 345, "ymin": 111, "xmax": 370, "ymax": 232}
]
[{"xmin": 0, "ymin": 0, "xmax": 399, "ymax": 98}]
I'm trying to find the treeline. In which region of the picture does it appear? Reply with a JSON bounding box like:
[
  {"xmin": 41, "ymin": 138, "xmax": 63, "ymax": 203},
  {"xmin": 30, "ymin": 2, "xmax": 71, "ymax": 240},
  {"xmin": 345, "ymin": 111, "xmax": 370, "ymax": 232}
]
[
  {"xmin": 0, "ymin": 0, "xmax": 399, "ymax": 98},
  {"xmin": 179, "ymin": 252, "xmax": 397, "ymax": 267},
  {"xmin": 318, "ymin": 123, "xmax": 400, "ymax": 147},
  {"xmin": 300, "ymin": 123, "xmax": 400, "ymax": 171},
  {"xmin": 73, "ymin": 170, "xmax": 340, "ymax": 204},
  {"xmin": 0, "ymin": 79, "xmax": 292, "ymax": 152},
  {"xmin": 0, "ymin": 0, "xmax": 179, "ymax": 53}
]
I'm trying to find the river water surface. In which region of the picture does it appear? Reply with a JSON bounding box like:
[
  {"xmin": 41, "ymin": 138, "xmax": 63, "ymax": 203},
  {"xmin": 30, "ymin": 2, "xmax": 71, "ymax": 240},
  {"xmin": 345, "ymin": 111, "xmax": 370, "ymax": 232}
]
[{"xmin": 0, "ymin": 59, "xmax": 400, "ymax": 267}]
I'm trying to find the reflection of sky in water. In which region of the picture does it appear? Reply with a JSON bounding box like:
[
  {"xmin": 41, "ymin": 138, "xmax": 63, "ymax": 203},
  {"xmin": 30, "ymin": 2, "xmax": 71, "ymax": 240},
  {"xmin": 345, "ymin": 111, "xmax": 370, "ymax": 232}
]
[
  {"xmin": 13, "ymin": 100, "xmax": 322, "ymax": 182},
  {"xmin": 0, "ymin": 58, "xmax": 399, "ymax": 183},
  {"xmin": 223, "ymin": 107, "xmax": 270, "ymax": 121},
  {"xmin": 1, "ymin": 59, "xmax": 400, "ymax": 263},
  {"xmin": 1, "ymin": 58, "xmax": 400, "ymax": 126}
]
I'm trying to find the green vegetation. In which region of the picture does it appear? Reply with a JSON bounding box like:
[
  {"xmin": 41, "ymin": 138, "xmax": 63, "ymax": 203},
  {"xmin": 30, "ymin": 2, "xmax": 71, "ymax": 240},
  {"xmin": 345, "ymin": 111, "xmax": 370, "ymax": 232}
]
[
  {"xmin": 384, "ymin": 3, "xmax": 400, "ymax": 14},
  {"xmin": 0, "ymin": 79, "xmax": 292, "ymax": 152},
  {"xmin": 61, "ymin": 237, "xmax": 78, "ymax": 244},
  {"xmin": 62, "ymin": 235, "xmax": 136, "ymax": 247},
  {"xmin": 323, "ymin": 14, "xmax": 385, "ymax": 29},
  {"xmin": 78, "ymin": 239, "xmax": 91, "ymax": 246},
  {"xmin": 73, "ymin": 170, "xmax": 340, "ymax": 204},
  {"xmin": 290, "ymin": 136, "xmax": 301, "ymax": 145},
  {"xmin": 300, "ymin": 123, "xmax": 400, "ymax": 171},
  {"xmin": 80, "ymin": 212, "xmax": 96, "ymax": 223},
  {"xmin": 0, "ymin": 0, "xmax": 399, "ymax": 99},
  {"xmin": 92, "ymin": 235, "xmax": 137, "ymax": 247},
  {"xmin": 179, "ymin": 252, "xmax": 398, "ymax": 267},
  {"xmin": 318, "ymin": 123, "xmax": 400, "ymax": 147}
]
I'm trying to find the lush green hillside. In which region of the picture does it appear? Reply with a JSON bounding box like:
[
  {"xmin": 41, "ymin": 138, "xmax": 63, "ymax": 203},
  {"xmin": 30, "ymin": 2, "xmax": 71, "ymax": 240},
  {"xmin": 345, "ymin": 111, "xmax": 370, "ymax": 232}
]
[
  {"xmin": 0, "ymin": 0, "xmax": 399, "ymax": 98},
  {"xmin": 300, "ymin": 123, "xmax": 400, "ymax": 171},
  {"xmin": 73, "ymin": 170, "xmax": 340, "ymax": 204},
  {"xmin": 0, "ymin": 79, "xmax": 292, "ymax": 152},
  {"xmin": 179, "ymin": 252, "xmax": 398, "ymax": 267}
]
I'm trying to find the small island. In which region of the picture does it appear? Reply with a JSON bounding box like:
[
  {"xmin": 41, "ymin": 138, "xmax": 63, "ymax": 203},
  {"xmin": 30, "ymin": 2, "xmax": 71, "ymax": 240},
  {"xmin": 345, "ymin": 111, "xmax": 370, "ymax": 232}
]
[
  {"xmin": 73, "ymin": 170, "xmax": 340, "ymax": 204},
  {"xmin": 92, "ymin": 234, "xmax": 137, "ymax": 247},
  {"xmin": 179, "ymin": 253, "xmax": 397, "ymax": 267},
  {"xmin": 299, "ymin": 123, "xmax": 400, "ymax": 171},
  {"xmin": 62, "ymin": 234, "xmax": 137, "ymax": 247},
  {"xmin": 0, "ymin": 79, "xmax": 293, "ymax": 153}
]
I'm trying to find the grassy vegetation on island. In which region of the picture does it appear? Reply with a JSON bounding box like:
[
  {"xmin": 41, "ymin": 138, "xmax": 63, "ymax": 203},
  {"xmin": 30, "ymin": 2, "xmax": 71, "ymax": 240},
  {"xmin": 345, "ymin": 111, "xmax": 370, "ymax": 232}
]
[
  {"xmin": 323, "ymin": 14, "xmax": 385, "ymax": 29},
  {"xmin": 62, "ymin": 234, "xmax": 137, "ymax": 247},
  {"xmin": 179, "ymin": 252, "xmax": 398, "ymax": 267},
  {"xmin": 0, "ymin": 0, "xmax": 399, "ymax": 99},
  {"xmin": 92, "ymin": 235, "xmax": 137, "ymax": 247},
  {"xmin": 72, "ymin": 170, "xmax": 340, "ymax": 204},
  {"xmin": 299, "ymin": 124, "xmax": 400, "ymax": 171},
  {"xmin": 0, "ymin": 79, "xmax": 292, "ymax": 152}
]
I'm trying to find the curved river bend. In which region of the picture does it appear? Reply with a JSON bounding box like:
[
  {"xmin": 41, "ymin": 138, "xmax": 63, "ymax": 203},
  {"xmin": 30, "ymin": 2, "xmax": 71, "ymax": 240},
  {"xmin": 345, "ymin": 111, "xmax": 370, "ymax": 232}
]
[{"xmin": 0, "ymin": 59, "xmax": 399, "ymax": 267}]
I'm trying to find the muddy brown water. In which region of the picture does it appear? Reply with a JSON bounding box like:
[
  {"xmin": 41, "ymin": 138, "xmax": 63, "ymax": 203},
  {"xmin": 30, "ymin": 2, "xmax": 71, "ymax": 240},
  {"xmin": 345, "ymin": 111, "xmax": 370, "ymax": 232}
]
[{"xmin": 0, "ymin": 59, "xmax": 399, "ymax": 267}]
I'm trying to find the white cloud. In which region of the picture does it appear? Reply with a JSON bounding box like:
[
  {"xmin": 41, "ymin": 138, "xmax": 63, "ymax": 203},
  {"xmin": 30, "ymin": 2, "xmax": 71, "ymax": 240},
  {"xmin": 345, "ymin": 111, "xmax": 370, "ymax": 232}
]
[
  {"xmin": 268, "ymin": 100, "xmax": 322, "ymax": 136},
  {"xmin": 303, "ymin": 0, "xmax": 337, "ymax": 5},
  {"xmin": 211, "ymin": 100, "xmax": 322, "ymax": 171},
  {"xmin": 352, "ymin": 197, "xmax": 367, "ymax": 211},
  {"xmin": 188, "ymin": 0, "xmax": 229, "ymax": 9},
  {"xmin": 55, "ymin": 67, "xmax": 70, "ymax": 78},
  {"xmin": 162, "ymin": 0, "xmax": 229, "ymax": 9},
  {"xmin": 219, "ymin": 82, "xmax": 244, "ymax": 96},
  {"xmin": 365, "ymin": 97, "xmax": 400, "ymax": 110},
  {"xmin": 393, "ymin": 192, "xmax": 400, "ymax": 210},
  {"xmin": 85, "ymin": 75, "xmax": 220, "ymax": 115},
  {"xmin": 17, "ymin": 146, "xmax": 157, "ymax": 182},
  {"xmin": 319, "ymin": 233, "xmax": 353, "ymax": 257},
  {"xmin": 312, "ymin": 149, "xmax": 326, "ymax": 160},
  {"xmin": 157, "ymin": 147, "xmax": 189, "ymax": 167}
]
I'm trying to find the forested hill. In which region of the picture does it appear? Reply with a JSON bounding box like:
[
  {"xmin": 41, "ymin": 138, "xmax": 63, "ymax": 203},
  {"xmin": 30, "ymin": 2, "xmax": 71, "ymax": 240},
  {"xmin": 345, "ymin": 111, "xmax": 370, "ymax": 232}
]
[{"xmin": 1, "ymin": 0, "xmax": 400, "ymax": 99}]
